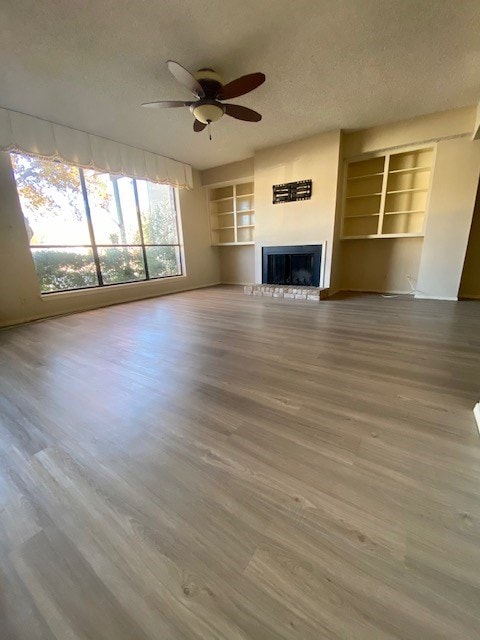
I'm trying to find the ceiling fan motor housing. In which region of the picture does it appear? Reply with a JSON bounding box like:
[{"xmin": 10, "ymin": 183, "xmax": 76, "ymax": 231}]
[{"xmin": 194, "ymin": 68, "xmax": 224, "ymax": 99}]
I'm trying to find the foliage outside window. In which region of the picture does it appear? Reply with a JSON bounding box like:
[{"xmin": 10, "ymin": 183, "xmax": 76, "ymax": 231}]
[{"xmin": 11, "ymin": 153, "xmax": 183, "ymax": 293}]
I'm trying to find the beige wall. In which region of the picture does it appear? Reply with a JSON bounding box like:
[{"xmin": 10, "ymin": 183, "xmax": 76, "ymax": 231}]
[
  {"xmin": 200, "ymin": 158, "xmax": 254, "ymax": 187},
  {"xmin": 254, "ymin": 130, "xmax": 341, "ymax": 286},
  {"xmin": 218, "ymin": 246, "xmax": 255, "ymax": 284},
  {"xmin": 339, "ymin": 238, "xmax": 423, "ymax": 294},
  {"xmin": 0, "ymin": 153, "xmax": 220, "ymax": 327},
  {"xmin": 459, "ymin": 179, "xmax": 480, "ymax": 299},
  {"xmin": 473, "ymin": 102, "xmax": 480, "ymax": 141},
  {"xmin": 416, "ymin": 138, "xmax": 480, "ymax": 300},
  {"xmin": 344, "ymin": 106, "xmax": 476, "ymax": 158},
  {"xmin": 329, "ymin": 134, "xmax": 345, "ymax": 294}
]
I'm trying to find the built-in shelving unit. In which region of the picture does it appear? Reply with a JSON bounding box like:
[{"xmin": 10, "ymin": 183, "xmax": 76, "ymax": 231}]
[
  {"xmin": 341, "ymin": 146, "xmax": 434, "ymax": 240},
  {"xmin": 208, "ymin": 180, "xmax": 255, "ymax": 246}
]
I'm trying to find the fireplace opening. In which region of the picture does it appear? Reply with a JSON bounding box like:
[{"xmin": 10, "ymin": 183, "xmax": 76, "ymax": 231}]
[{"xmin": 262, "ymin": 245, "xmax": 322, "ymax": 287}]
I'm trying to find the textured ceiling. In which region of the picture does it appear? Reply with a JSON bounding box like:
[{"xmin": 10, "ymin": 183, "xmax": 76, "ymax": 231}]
[{"xmin": 1, "ymin": 0, "xmax": 479, "ymax": 170}]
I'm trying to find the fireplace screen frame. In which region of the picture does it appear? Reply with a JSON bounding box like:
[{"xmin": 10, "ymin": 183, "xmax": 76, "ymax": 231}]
[{"xmin": 262, "ymin": 244, "xmax": 323, "ymax": 287}]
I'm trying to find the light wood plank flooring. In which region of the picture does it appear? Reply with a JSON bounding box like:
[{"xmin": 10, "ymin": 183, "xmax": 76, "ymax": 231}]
[{"xmin": 1, "ymin": 286, "xmax": 480, "ymax": 639}]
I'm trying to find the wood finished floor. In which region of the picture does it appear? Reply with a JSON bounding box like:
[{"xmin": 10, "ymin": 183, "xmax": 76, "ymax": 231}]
[{"xmin": 1, "ymin": 286, "xmax": 480, "ymax": 639}]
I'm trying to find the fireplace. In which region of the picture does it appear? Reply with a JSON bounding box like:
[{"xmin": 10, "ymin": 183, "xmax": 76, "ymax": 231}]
[{"xmin": 262, "ymin": 245, "xmax": 322, "ymax": 287}]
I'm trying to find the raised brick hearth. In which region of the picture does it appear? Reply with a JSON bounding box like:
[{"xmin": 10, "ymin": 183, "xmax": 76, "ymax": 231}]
[{"xmin": 244, "ymin": 284, "xmax": 329, "ymax": 301}]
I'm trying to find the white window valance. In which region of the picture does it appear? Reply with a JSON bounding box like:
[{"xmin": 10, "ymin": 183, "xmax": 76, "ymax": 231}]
[{"xmin": 0, "ymin": 107, "xmax": 193, "ymax": 189}]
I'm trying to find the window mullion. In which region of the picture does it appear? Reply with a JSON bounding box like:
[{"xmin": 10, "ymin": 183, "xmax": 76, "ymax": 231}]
[
  {"xmin": 170, "ymin": 187, "xmax": 183, "ymax": 275},
  {"xmin": 132, "ymin": 179, "xmax": 150, "ymax": 280},
  {"xmin": 78, "ymin": 168, "xmax": 104, "ymax": 286}
]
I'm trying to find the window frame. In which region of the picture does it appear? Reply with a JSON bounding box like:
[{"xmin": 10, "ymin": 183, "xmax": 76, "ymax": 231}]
[{"xmin": 14, "ymin": 158, "xmax": 184, "ymax": 294}]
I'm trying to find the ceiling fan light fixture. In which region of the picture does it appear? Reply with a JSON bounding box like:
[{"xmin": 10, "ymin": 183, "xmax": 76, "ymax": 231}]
[
  {"xmin": 142, "ymin": 61, "xmax": 265, "ymax": 134},
  {"xmin": 192, "ymin": 102, "xmax": 224, "ymax": 124}
]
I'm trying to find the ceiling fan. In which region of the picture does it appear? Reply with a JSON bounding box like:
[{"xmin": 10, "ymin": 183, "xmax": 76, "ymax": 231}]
[{"xmin": 142, "ymin": 61, "xmax": 265, "ymax": 137}]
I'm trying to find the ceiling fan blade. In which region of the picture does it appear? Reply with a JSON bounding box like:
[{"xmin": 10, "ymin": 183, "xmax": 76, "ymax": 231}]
[
  {"xmin": 217, "ymin": 72, "xmax": 265, "ymax": 100},
  {"xmin": 141, "ymin": 100, "xmax": 194, "ymax": 108},
  {"xmin": 224, "ymin": 104, "xmax": 262, "ymax": 122},
  {"xmin": 167, "ymin": 60, "xmax": 205, "ymax": 98},
  {"xmin": 193, "ymin": 119, "xmax": 207, "ymax": 132}
]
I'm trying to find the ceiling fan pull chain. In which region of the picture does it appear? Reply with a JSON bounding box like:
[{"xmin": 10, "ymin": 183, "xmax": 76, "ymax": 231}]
[{"xmin": 208, "ymin": 121, "xmax": 212, "ymax": 141}]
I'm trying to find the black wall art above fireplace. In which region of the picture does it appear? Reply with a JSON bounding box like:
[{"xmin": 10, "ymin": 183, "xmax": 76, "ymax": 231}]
[
  {"xmin": 272, "ymin": 180, "xmax": 312, "ymax": 204},
  {"xmin": 262, "ymin": 245, "xmax": 322, "ymax": 287}
]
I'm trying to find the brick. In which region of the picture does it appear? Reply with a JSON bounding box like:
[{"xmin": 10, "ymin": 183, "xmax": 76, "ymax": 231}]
[
  {"xmin": 262, "ymin": 291, "xmax": 273, "ymax": 297},
  {"xmin": 283, "ymin": 293, "xmax": 295, "ymax": 299},
  {"xmin": 295, "ymin": 293, "xmax": 307, "ymax": 300}
]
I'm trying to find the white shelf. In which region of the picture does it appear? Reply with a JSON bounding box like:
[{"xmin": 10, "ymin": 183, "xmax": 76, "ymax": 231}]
[
  {"xmin": 213, "ymin": 226, "xmax": 235, "ymax": 230},
  {"xmin": 388, "ymin": 166, "xmax": 430, "ymax": 174},
  {"xmin": 341, "ymin": 233, "xmax": 425, "ymax": 240},
  {"xmin": 382, "ymin": 232, "xmax": 424, "ymax": 238},
  {"xmin": 237, "ymin": 208, "xmax": 254, "ymax": 213},
  {"xmin": 387, "ymin": 188, "xmax": 428, "ymax": 194},
  {"xmin": 236, "ymin": 193, "xmax": 254, "ymax": 198},
  {"xmin": 384, "ymin": 209, "xmax": 424, "ymax": 216},
  {"xmin": 210, "ymin": 196, "xmax": 234, "ymax": 203},
  {"xmin": 237, "ymin": 224, "xmax": 255, "ymax": 229},
  {"xmin": 344, "ymin": 213, "xmax": 380, "ymax": 219},
  {"xmin": 213, "ymin": 242, "xmax": 255, "ymax": 246},
  {"xmin": 214, "ymin": 211, "xmax": 234, "ymax": 216},
  {"xmin": 346, "ymin": 192, "xmax": 382, "ymax": 199},
  {"xmin": 347, "ymin": 172, "xmax": 384, "ymax": 181}
]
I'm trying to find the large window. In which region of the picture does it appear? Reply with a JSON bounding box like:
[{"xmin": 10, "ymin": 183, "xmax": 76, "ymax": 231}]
[{"xmin": 11, "ymin": 153, "xmax": 183, "ymax": 293}]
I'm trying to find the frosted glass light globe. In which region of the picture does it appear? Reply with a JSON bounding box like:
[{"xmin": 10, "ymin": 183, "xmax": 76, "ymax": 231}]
[{"xmin": 193, "ymin": 103, "xmax": 224, "ymax": 124}]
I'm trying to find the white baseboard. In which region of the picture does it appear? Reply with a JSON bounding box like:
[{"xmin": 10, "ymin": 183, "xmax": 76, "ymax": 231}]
[
  {"xmin": 221, "ymin": 281, "xmax": 250, "ymax": 285},
  {"xmin": 414, "ymin": 294, "xmax": 458, "ymax": 301},
  {"xmin": 343, "ymin": 287, "xmax": 413, "ymax": 296},
  {"xmin": 315, "ymin": 288, "xmax": 464, "ymax": 301},
  {"xmin": 474, "ymin": 403, "xmax": 480, "ymax": 436}
]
